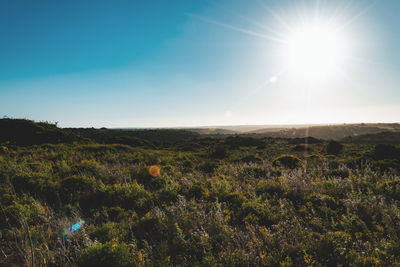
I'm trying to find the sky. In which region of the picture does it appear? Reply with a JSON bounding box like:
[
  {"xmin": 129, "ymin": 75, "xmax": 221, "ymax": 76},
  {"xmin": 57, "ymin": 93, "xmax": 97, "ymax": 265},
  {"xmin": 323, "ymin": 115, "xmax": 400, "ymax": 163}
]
[{"xmin": 0, "ymin": 0, "xmax": 399, "ymax": 127}]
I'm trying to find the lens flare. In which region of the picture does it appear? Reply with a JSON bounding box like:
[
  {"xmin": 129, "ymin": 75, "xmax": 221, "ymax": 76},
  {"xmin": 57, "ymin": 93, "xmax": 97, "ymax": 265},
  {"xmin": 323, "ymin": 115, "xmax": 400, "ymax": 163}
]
[
  {"xmin": 149, "ymin": 165, "xmax": 161, "ymax": 177},
  {"xmin": 60, "ymin": 219, "xmax": 85, "ymax": 239}
]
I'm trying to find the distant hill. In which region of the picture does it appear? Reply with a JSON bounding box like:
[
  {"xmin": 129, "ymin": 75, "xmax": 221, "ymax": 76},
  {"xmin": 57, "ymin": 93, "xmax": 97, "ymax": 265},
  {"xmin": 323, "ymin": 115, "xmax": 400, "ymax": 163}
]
[
  {"xmin": 191, "ymin": 124, "xmax": 323, "ymax": 133},
  {"xmin": 342, "ymin": 131, "xmax": 400, "ymax": 144},
  {"xmin": 67, "ymin": 128, "xmax": 201, "ymax": 146},
  {"xmin": 0, "ymin": 118, "xmax": 201, "ymax": 147},
  {"xmin": 186, "ymin": 128, "xmax": 237, "ymax": 135},
  {"xmin": 3, "ymin": 119, "xmax": 400, "ymax": 146},
  {"xmin": 250, "ymin": 123, "xmax": 400, "ymax": 140},
  {"xmin": 110, "ymin": 123, "xmax": 400, "ymax": 140},
  {"xmin": 0, "ymin": 118, "xmax": 82, "ymax": 146}
]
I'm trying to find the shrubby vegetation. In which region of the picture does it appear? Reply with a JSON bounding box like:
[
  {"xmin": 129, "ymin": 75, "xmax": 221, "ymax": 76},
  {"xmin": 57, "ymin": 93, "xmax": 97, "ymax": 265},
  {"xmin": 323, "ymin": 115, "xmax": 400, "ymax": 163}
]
[
  {"xmin": 326, "ymin": 140, "xmax": 343, "ymax": 155},
  {"xmin": 1, "ymin": 119, "xmax": 400, "ymax": 266}
]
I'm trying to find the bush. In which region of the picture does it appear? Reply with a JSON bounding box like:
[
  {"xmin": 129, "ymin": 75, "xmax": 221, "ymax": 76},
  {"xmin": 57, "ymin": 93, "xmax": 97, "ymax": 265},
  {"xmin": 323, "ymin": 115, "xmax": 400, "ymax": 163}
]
[
  {"xmin": 316, "ymin": 231, "xmax": 351, "ymax": 266},
  {"xmin": 273, "ymin": 154, "xmax": 302, "ymax": 169},
  {"xmin": 326, "ymin": 140, "xmax": 343, "ymax": 155},
  {"xmin": 198, "ymin": 161, "xmax": 218, "ymax": 173},
  {"xmin": 87, "ymin": 222, "xmax": 127, "ymax": 243},
  {"xmin": 61, "ymin": 175, "xmax": 97, "ymax": 202},
  {"xmin": 239, "ymin": 154, "xmax": 262, "ymax": 163},
  {"xmin": 288, "ymin": 137, "xmax": 322, "ymax": 144},
  {"xmin": 257, "ymin": 180, "xmax": 286, "ymax": 196},
  {"xmin": 210, "ymin": 177, "xmax": 232, "ymax": 200},
  {"xmin": 225, "ymin": 136, "xmax": 264, "ymax": 147},
  {"xmin": 211, "ymin": 145, "xmax": 228, "ymax": 159},
  {"xmin": 291, "ymin": 145, "xmax": 310, "ymax": 152},
  {"xmin": 373, "ymin": 144, "xmax": 400, "ymax": 160},
  {"xmin": 106, "ymin": 207, "xmax": 129, "ymax": 222},
  {"xmin": 78, "ymin": 241, "xmax": 134, "ymax": 267}
]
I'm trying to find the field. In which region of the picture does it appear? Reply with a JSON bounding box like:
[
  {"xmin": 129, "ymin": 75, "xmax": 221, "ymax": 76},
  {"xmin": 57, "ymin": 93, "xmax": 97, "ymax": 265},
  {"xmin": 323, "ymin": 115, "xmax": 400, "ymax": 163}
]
[{"xmin": 1, "ymin": 119, "xmax": 400, "ymax": 266}]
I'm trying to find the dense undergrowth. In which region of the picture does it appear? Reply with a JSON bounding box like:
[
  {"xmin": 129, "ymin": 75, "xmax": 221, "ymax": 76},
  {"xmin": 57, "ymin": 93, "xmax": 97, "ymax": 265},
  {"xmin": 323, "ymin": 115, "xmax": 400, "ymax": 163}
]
[{"xmin": 1, "ymin": 120, "xmax": 400, "ymax": 266}]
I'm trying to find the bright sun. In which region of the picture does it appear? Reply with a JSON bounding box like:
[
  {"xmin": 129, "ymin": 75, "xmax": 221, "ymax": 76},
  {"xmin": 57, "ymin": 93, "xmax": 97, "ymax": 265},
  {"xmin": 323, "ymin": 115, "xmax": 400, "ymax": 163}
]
[{"xmin": 282, "ymin": 21, "xmax": 349, "ymax": 82}]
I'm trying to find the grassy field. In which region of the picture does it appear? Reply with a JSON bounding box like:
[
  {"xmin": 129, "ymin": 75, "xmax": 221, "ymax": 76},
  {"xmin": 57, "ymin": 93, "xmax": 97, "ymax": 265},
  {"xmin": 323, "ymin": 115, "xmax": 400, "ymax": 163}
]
[{"xmin": 1, "ymin": 119, "xmax": 400, "ymax": 266}]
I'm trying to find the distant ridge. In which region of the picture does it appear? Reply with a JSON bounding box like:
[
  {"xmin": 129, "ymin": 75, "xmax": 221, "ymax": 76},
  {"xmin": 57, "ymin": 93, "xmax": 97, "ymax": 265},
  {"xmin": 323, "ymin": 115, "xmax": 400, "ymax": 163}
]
[
  {"xmin": 342, "ymin": 131, "xmax": 400, "ymax": 144},
  {"xmin": 248, "ymin": 123, "xmax": 400, "ymax": 140},
  {"xmin": 115, "ymin": 124, "xmax": 329, "ymax": 134},
  {"xmin": 3, "ymin": 118, "xmax": 400, "ymax": 143}
]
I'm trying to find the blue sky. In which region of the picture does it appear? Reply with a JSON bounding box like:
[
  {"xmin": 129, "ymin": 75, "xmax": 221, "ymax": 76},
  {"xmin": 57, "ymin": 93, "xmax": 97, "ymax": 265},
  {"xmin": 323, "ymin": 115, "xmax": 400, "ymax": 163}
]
[{"xmin": 0, "ymin": 0, "xmax": 399, "ymax": 127}]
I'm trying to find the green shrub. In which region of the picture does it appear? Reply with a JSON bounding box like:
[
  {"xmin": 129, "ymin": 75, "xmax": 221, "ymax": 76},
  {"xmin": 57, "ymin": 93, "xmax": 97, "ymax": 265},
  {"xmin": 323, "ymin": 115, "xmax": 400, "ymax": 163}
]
[
  {"xmin": 60, "ymin": 175, "xmax": 97, "ymax": 204},
  {"xmin": 211, "ymin": 145, "xmax": 228, "ymax": 159},
  {"xmin": 239, "ymin": 154, "xmax": 262, "ymax": 163},
  {"xmin": 78, "ymin": 241, "xmax": 134, "ymax": 267},
  {"xmin": 106, "ymin": 181, "xmax": 151, "ymax": 212},
  {"xmin": 257, "ymin": 180, "xmax": 286, "ymax": 196},
  {"xmin": 87, "ymin": 222, "xmax": 127, "ymax": 243},
  {"xmin": 225, "ymin": 136, "xmax": 264, "ymax": 147},
  {"xmin": 156, "ymin": 177, "xmax": 179, "ymax": 203},
  {"xmin": 327, "ymin": 168, "xmax": 349, "ymax": 178},
  {"xmin": 224, "ymin": 192, "xmax": 246, "ymax": 209},
  {"xmin": 273, "ymin": 154, "xmax": 302, "ymax": 169},
  {"xmin": 240, "ymin": 198, "xmax": 273, "ymax": 225},
  {"xmin": 326, "ymin": 140, "xmax": 343, "ymax": 155},
  {"xmin": 316, "ymin": 231, "xmax": 351, "ymax": 266},
  {"xmin": 378, "ymin": 178, "xmax": 400, "ymax": 201},
  {"xmin": 373, "ymin": 144, "xmax": 400, "ymax": 160},
  {"xmin": 198, "ymin": 161, "xmax": 218, "ymax": 174},
  {"xmin": 210, "ymin": 177, "xmax": 232, "ymax": 200},
  {"xmin": 106, "ymin": 207, "xmax": 129, "ymax": 222},
  {"xmin": 184, "ymin": 183, "xmax": 206, "ymax": 199},
  {"xmin": 291, "ymin": 145, "xmax": 308, "ymax": 152}
]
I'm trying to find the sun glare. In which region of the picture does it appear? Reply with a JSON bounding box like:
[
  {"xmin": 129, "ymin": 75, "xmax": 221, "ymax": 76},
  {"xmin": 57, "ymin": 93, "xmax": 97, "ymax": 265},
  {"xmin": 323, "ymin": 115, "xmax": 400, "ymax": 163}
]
[{"xmin": 282, "ymin": 21, "xmax": 349, "ymax": 82}]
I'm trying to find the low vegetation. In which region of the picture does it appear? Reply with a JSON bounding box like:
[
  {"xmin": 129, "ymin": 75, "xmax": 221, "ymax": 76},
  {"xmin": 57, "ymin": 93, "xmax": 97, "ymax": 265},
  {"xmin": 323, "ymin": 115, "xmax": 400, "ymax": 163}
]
[{"xmin": 1, "ymin": 119, "xmax": 400, "ymax": 266}]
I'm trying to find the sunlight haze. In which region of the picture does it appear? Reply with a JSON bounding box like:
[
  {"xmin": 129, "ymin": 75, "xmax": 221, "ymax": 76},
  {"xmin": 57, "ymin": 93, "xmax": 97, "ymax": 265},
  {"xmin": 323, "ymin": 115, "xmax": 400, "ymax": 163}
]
[{"xmin": 0, "ymin": 0, "xmax": 399, "ymax": 127}]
